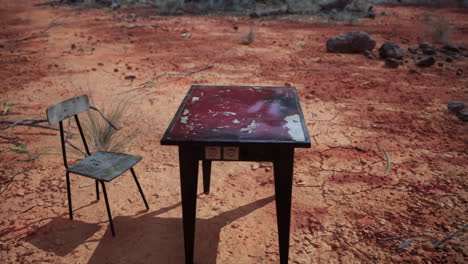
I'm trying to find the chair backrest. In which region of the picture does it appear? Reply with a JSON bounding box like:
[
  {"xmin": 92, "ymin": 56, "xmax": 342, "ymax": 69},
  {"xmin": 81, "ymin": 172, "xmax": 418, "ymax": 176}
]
[
  {"xmin": 46, "ymin": 95, "xmax": 90, "ymax": 125},
  {"xmin": 46, "ymin": 95, "xmax": 92, "ymax": 168}
]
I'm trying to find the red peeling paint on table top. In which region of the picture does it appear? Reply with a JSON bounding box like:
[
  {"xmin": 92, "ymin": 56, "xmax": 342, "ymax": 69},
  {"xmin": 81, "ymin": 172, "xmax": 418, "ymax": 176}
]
[{"xmin": 161, "ymin": 85, "xmax": 310, "ymax": 146}]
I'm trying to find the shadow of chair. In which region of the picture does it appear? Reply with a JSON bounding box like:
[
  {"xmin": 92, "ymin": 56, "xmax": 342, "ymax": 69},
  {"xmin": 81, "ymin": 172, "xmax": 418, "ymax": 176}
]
[
  {"xmin": 25, "ymin": 217, "xmax": 101, "ymax": 256},
  {"xmin": 87, "ymin": 195, "xmax": 275, "ymax": 264}
]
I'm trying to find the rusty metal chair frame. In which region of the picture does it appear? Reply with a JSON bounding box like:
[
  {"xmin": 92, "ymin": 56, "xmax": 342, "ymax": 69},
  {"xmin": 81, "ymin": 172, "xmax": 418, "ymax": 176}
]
[{"xmin": 46, "ymin": 94, "xmax": 149, "ymax": 237}]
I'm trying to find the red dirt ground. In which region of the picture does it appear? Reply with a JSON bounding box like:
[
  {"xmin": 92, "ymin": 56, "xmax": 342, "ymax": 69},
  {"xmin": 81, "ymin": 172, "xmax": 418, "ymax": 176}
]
[{"xmin": 1, "ymin": 1, "xmax": 467, "ymax": 263}]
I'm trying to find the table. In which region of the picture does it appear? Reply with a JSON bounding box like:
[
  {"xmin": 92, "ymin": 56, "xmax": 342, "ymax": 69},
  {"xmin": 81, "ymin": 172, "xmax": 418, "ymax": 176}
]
[{"xmin": 161, "ymin": 85, "xmax": 311, "ymax": 264}]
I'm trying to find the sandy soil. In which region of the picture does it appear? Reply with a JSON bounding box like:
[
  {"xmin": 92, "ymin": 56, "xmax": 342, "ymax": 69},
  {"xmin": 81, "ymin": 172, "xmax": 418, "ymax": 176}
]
[{"xmin": 1, "ymin": 1, "xmax": 467, "ymax": 263}]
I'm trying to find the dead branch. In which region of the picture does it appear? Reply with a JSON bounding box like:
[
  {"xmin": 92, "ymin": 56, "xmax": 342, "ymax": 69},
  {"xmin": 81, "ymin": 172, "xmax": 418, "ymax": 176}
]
[
  {"xmin": 90, "ymin": 106, "xmax": 119, "ymax": 130},
  {"xmin": 434, "ymin": 224, "xmax": 467, "ymax": 248},
  {"xmin": 334, "ymin": 231, "xmax": 379, "ymax": 264},
  {"xmin": 119, "ymin": 65, "xmax": 214, "ymax": 94},
  {"xmin": 384, "ymin": 230, "xmax": 446, "ymax": 241},
  {"xmin": 0, "ymin": 118, "xmax": 48, "ymax": 129},
  {"xmin": 6, "ymin": 15, "xmax": 67, "ymax": 43},
  {"xmin": 0, "ymin": 119, "xmax": 73, "ymax": 134},
  {"xmin": 0, "ymin": 135, "xmax": 19, "ymax": 140}
]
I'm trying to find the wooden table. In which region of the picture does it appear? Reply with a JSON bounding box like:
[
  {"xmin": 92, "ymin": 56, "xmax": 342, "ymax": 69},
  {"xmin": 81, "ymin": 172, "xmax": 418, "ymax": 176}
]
[{"xmin": 161, "ymin": 85, "xmax": 311, "ymax": 264}]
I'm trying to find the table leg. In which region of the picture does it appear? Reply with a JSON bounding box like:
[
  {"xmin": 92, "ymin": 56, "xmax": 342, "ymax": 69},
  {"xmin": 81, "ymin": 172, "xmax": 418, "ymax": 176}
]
[
  {"xmin": 273, "ymin": 147, "xmax": 294, "ymax": 264},
  {"xmin": 202, "ymin": 160, "xmax": 211, "ymax": 194},
  {"xmin": 179, "ymin": 146, "xmax": 199, "ymax": 264}
]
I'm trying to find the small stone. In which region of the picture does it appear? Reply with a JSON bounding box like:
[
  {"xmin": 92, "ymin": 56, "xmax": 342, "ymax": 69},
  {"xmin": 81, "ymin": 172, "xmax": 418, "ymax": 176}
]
[
  {"xmin": 446, "ymin": 57, "xmax": 453, "ymax": 63},
  {"xmin": 409, "ymin": 68, "xmax": 419, "ymax": 74},
  {"xmin": 408, "ymin": 46, "xmax": 418, "ymax": 54},
  {"xmin": 401, "ymin": 38, "xmax": 410, "ymax": 44},
  {"xmin": 326, "ymin": 31, "xmax": 376, "ymax": 53},
  {"xmin": 125, "ymin": 75, "xmax": 136, "ymax": 81},
  {"xmin": 385, "ymin": 58, "xmax": 401, "ymax": 68},
  {"xmin": 363, "ymin": 50, "xmax": 375, "ymax": 59},
  {"xmin": 416, "ymin": 56, "xmax": 435, "ymax": 68},
  {"xmin": 442, "ymin": 44, "xmax": 460, "ymax": 53},
  {"xmin": 419, "ymin": 42, "xmax": 436, "ymax": 55},
  {"xmin": 379, "ymin": 42, "xmax": 406, "ymax": 59},
  {"xmin": 437, "ymin": 62, "xmax": 444, "ymax": 67},
  {"xmin": 456, "ymin": 69, "xmax": 463, "ymax": 76}
]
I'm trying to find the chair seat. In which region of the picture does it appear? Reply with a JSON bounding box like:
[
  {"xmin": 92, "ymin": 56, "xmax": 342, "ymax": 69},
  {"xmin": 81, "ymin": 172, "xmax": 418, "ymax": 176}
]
[{"xmin": 67, "ymin": 151, "xmax": 142, "ymax": 182}]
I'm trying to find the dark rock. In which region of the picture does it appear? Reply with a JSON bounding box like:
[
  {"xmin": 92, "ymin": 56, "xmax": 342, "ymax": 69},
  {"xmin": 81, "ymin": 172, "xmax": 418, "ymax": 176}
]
[
  {"xmin": 419, "ymin": 42, "xmax": 436, "ymax": 55},
  {"xmin": 320, "ymin": 0, "xmax": 352, "ymax": 11},
  {"xmin": 379, "ymin": 42, "xmax": 406, "ymax": 59},
  {"xmin": 457, "ymin": 109, "xmax": 468, "ymax": 122},
  {"xmin": 442, "ymin": 44, "xmax": 460, "ymax": 53},
  {"xmin": 326, "ymin": 31, "xmax": 376, "ymax": 53},
  {"xmin": 437, "ymin": 62, "xmax": 444, "ymax": 67},
  {"xmin": 446, "ymin": 57, "xmax": 453, "ymax": 63},
  {"xmin": 416, "ymin": 56, "xmax": 435, "ymax": 68},
  {"xmin": 363, "ymin": 50, "xmax": 376, "ymax": 59},
  {"xmin": 365, "ymin": 12, "xmax": 376, "ymax": 19},
  {"xmin": 365, "ymin": 6, "xmax": 376, "ymax": 19},
  {"xmin": 408, "ymin": 46, "xmax": 418, "ymax": 54},
  {"xmin": 456, "ymin": 69, "xmax": 463, "ymax": 76},
  {"xmin": 447, "ymin": 101, "xmax": 467, "ymax": 121},
  {"xmin": 409, "ymin": 68, "xmax": 419, "ymax": 74},
  {"xmin": 385, "ymin": 58, "xmax": 401, "ymax": 68},
  {"xmin": 448, "ymin": 101, "xmax": 465, "ymax": 112},
  {"xmin": 401, "ymin": 38, "xmax": 410, "ymax": 44}
]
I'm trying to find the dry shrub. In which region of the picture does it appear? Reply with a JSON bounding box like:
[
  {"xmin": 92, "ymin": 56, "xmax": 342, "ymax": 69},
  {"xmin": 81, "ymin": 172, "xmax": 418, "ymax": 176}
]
[
  {"xmin": 239, "ymin": 26, "xmax": 256, "ymax": 45},
  {"xmin": 82, "ymin": 98, "xmax": 136, "ymax": 153},
  {"xmin": 423, "ymin": 13, "xmax": 451, "ymax": 44}
]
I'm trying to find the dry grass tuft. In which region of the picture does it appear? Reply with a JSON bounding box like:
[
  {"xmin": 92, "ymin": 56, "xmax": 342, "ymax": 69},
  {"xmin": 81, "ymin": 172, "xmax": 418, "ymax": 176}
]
[
  {"xmin": 82, "ymin": 98, "xmax": 135, "ymax": 153},
  {"xmin": 239, "ymin": 26, "xmax": 256, "ymax": 45}
]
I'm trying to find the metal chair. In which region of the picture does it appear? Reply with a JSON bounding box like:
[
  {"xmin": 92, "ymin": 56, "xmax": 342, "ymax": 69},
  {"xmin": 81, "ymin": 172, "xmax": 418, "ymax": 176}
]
[{"xmin": 46, "ymin": 94, "xmax": 149, "ymax": 237}]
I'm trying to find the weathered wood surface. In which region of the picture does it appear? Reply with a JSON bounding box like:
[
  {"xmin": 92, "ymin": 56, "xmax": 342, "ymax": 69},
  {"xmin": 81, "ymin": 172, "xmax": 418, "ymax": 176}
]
[
  {"xmin": 67, "ymin": 151, "xmax": 141, "ymax": 182},
  {"xmin": 46, "ymin": 94, "xmax": 90, "ymax": 125}
]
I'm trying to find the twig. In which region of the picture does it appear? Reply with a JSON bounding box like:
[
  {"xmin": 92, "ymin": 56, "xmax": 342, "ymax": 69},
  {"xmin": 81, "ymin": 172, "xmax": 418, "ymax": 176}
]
[
  {"xmin": 378, "ymin": 147, "xmax": 391, "ymax": 173},
  {"xmin": 0, "ymin": 135, "xmax": 19, "ymax": 140},
  {"xmin": 7, "ymin": 15, "xmax": 66, "ymax": 43},
  {"xmin": 0, "ymin": 120, "xmax": 72, "ymax": 134},
  {"xmin": 384, "ymin": 230, "xmax": 446, "ymax": 241},
  {"xmin": 434, "ymin": 224, "xmax": 467, "ymax": 248},
  {"xmin": 0, "ymin": 118, "xmax": 48, "ymax": 130},
  {"xmin": 334, "ymin": 231, "xmax": 378, "ymax": 264},
  {"xmin": 90, "ymin": 106, "xmax": 119, "ymax": 130},
  {"xmin": 0, "ymin": 171, "xmax": 24, "ymax": 195},
  {"xmin": 119, "ymin": 65, "xmax": 214, "ymax": 94},
  {"xmin": 63, "ymin": 118, "xmax": 87, "ymax": 157}
]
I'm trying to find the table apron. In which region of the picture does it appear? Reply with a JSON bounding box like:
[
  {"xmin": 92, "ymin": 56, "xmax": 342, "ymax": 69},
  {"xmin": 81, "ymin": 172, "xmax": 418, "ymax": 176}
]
[{"xmin": 178, "ymin": 145, "xmax": 294, "ymax": 162}]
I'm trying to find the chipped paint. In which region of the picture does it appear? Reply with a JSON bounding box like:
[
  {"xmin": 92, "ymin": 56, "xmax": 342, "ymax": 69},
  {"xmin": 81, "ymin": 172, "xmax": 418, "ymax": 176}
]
[
  {"xmin": 166, "ymin": 86, "xmax": 309, "ymax": 144},
  {"xmin": 284, "ymin": 114, "xmax": 305, "ymax": 141},
  {"xmin": 240, "ymin": 120, "xmax": 257, "ymax": 134}
]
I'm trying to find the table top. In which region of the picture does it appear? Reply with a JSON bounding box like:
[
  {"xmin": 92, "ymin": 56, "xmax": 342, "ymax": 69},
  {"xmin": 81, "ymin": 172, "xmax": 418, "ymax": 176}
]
[{"xmin": 161, "ymin": 85, "xmax": 311, "ymax": 147}]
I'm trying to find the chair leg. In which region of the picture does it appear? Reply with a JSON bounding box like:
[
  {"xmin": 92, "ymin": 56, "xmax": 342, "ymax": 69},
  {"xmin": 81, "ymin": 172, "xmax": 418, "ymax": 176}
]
[
  {"xmin": 100, "ymin": 181, "xmax": 116, "ymax": 237},
  {"xmin": 65, "ymin": 172, "xmax": 73, "ymax": 220},
  {"xmin": 130, "ymin": 168, "xmax": 149, "ymax": 210},
  {"xmin": 95, "ymin": 180, "xmax": 100, "ymax": 200}
]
